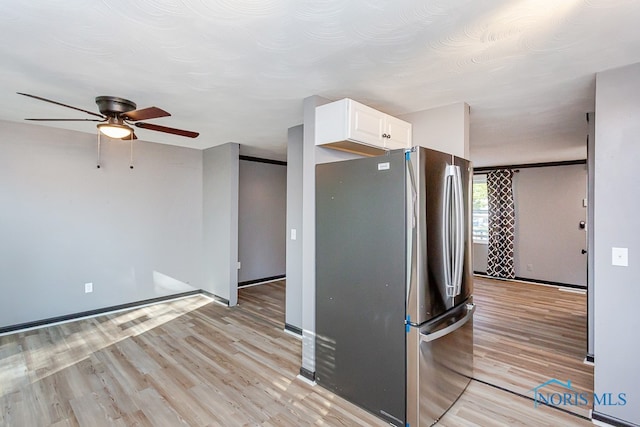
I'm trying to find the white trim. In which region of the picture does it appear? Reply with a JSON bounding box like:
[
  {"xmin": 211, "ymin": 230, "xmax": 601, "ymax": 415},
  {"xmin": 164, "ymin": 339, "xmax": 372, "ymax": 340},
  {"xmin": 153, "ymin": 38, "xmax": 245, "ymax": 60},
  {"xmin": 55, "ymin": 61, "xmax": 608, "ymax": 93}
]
[
  {"xmin": 559, "ymin": 288, "xmax": 587, "ymax": 294},
  {"xmin": 592, "ymin": 418, "xmax": 614, "ymax": 427},
  {"xmin": 283, "ymin": 328, "xmax": 303, "ymax": 340},
  {"xmin": 296, "ymin": 375, "xmax": 317, "ymax": 386}
]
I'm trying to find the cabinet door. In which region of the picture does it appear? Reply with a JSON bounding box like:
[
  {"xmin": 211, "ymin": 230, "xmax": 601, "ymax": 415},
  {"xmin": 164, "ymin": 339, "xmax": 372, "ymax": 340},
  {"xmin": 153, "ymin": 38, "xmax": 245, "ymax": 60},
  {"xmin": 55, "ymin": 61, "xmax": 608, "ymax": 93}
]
[
  {"xmin": 349, "ymin": 100, "xmax": 385, "ymax": 146},
  {"xmin": 384, "ymin": 115, "xmax": 412, "ymax": 150}
]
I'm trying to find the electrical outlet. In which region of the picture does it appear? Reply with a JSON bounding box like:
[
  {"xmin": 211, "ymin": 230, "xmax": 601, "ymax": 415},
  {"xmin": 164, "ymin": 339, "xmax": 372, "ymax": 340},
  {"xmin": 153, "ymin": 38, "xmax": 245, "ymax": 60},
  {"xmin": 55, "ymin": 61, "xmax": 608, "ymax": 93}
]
[
  {"xmin": 84, "ymin": 282, "xmax": 93, "ymax": 293},
  {"xmin": 526, "ymin": 264, "xmax": 533, "ymax": 272},
  {"xmin": 237, "ymin": 261, "xmax": 241, "ymax": 270}
]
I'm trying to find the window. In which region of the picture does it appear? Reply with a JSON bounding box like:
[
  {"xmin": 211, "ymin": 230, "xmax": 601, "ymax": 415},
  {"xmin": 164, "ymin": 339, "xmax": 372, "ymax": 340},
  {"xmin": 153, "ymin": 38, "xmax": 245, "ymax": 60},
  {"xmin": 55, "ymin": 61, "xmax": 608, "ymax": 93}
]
[{"xmin": 472, "ymin": 174, "xmax": 489, "ymax": 243}]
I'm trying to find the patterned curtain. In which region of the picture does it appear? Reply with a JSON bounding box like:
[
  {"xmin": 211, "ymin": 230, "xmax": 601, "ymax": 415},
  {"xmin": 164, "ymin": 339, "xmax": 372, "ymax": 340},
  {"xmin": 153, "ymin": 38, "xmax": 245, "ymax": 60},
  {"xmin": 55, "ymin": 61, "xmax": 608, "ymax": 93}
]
[{"xmin": 486, "ymin": 169, "xmax": 516, "ymax": 279}]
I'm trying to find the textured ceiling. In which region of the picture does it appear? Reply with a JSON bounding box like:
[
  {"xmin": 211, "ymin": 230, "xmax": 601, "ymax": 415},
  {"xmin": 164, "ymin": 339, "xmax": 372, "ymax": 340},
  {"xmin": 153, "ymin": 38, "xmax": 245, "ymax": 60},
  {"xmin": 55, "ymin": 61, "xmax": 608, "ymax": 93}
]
[{"xmin": 1, "ymin": 0, "xmax": 640, "ymax": 166}]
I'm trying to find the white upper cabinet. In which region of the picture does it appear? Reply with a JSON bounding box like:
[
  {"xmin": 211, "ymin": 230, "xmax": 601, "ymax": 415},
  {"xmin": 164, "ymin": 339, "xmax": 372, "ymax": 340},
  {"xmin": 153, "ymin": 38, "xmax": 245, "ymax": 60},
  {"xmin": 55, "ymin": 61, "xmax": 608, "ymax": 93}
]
[
  {"xmin": 315, "ymin": 98, "xmax": 412, "ymax": 156},
  {"xmin": 349, "ymin": 101, "xmax": 386, "ymax": 147},
  {"xmin": 384, "ymin": 114, "xmax": 413, "ymax": 150}
]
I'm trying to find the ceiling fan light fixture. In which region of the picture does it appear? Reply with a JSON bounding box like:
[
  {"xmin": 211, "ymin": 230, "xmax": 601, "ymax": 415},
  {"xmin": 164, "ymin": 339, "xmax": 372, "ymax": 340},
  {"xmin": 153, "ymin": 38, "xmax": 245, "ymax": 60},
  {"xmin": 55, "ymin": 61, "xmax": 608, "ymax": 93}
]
[{"xmin": 97, "ymin": 123, "xmax": 133, "ymax": 139}]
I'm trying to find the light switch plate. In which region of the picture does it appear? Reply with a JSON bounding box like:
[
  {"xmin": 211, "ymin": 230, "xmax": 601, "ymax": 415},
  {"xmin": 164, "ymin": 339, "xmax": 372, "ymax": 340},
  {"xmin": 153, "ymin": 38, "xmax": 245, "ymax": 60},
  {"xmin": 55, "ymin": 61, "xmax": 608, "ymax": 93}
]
[
  {"xmin": 291, "ymin": 228, "xmax": 297, "ymax": 240},
  {"xmin": 612, "ymin": 247, "xmax": 628, "ymax": 267}
]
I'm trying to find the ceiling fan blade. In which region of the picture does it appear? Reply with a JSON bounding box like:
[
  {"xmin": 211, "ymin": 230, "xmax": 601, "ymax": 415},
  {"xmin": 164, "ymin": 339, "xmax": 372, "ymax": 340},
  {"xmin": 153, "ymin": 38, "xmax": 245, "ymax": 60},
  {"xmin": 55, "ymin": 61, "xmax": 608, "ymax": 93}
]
[
  {"xmin": 25, "ymin": 118, "xmax": 104, "ymax": 122},
  {"xmin": 123, "ymin": 106, "xmax": 170, "ymax": 121},
  {"xmin": 18, "ymin": 92, "xmax": 105, "ymax": 119},
  {"xmin": 134, "ymin": 122, "xmax": 199, "ymax": 138}
]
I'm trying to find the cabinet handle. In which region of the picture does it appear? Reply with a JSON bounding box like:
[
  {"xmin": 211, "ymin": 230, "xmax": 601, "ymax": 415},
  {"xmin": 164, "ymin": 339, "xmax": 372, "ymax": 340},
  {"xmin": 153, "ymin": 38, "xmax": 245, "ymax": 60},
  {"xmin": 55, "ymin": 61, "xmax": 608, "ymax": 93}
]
[
  {"xmin": 387, "ymin": 134, "xmax": 391, "ymax": 139},
  {"xmin": 382, "ymin": 133, "xmax": 388, "ymax": 138}
]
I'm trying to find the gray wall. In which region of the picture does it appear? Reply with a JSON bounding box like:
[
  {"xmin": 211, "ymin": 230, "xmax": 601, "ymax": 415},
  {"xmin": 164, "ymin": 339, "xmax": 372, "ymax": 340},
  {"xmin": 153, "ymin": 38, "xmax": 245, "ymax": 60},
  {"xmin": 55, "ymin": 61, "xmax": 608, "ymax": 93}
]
[
  {"xmin": 515, "ymin": 165, "xmax": 587, "ymax": 285},
  {"xmin": 593, "ymin": 62, "xmax": 640, "ymax": 424},
  {"xmin": 473, "ymin": 164, "xmax": 587, "ymax": 287},
  {"xmin": 203, "ymin": 143, "xmax": 239, "ymax": 306},
  {"xmin": 0, "ymin": 121, "xmax": 203, "ymax": 327},
  {"xmin": 473, "ymin": 243, "xmax": 488, "ymax": 273},
  {"xmin": 399, "ymin": 102, "xmax": 470, "ymax": 159},
  {"xmin": 301, "ymin": 95, "xmax": 324, "ymax": 373},
  {"xmin": 238, "ymin": 158, "xmax": 286, "ymax": 283},
  {"xmin": 286, "ymin": 125, "xmax": 303, "ymax": 330}
]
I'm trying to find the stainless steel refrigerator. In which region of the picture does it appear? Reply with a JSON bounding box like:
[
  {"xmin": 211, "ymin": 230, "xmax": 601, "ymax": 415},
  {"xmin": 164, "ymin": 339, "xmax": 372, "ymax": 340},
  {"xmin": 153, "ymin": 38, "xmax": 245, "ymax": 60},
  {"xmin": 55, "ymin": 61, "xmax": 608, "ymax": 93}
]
[{"xmin": 315, "ymin": 146, "xmax": 474, "ymax": 427}]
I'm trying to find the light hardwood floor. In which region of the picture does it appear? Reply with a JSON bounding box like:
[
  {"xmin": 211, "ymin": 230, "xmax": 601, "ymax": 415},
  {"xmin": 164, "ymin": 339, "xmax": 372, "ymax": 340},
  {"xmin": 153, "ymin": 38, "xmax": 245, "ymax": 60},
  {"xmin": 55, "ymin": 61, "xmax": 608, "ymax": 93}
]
[
  {"xmin": 472, "ymin": 276, "xmax": 593, "ymax": 418},
  {"xmin": 0, "ymin": 279, "xmax": 592, "ymax": 426}
]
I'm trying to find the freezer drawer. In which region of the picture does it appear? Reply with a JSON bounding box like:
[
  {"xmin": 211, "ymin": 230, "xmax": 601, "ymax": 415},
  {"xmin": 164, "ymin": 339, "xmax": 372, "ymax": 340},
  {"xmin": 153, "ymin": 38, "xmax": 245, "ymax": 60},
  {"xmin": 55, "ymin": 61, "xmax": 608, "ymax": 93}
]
[{"xmin": 407, "ymin": 301, "xmax": 474, "ymax": 426}]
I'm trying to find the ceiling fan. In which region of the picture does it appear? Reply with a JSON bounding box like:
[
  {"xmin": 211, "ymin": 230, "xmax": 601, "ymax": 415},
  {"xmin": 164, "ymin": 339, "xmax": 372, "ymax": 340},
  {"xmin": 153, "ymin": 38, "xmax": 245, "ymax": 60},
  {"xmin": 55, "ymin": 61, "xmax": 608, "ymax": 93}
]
[{"xmin": 17, "ymin": 92, "xmax": 199, "ymax": 140}]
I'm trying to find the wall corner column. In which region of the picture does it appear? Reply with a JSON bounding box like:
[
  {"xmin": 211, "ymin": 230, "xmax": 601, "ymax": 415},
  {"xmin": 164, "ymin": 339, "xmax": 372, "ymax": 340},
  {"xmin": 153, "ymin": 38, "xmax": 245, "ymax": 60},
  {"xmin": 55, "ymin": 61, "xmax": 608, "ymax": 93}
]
[
  {"xmin": 300, "ymin": 95, "xmax": 332, "ymax": 377},
  {"xmin": 203, "ymin": 142, "xmax": 239, "ymax": 306},
  {"xmin": 285, "ymin": 125, "xmax": 304, "ymax": 331}
]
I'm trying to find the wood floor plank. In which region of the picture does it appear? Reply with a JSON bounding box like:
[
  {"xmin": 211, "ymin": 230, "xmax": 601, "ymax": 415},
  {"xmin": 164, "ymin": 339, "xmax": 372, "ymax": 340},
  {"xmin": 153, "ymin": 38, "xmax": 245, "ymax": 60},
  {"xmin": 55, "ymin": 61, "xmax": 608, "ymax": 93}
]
[
  {"xmin": 187, "ymin": 382, "xmax": 242, "ymax": 425},
  {"xmin": 132, "ymin": 387, "xmax": 191, "ymax": 427},
  {"xmin": 68, "ymin": 389, "xmax": 126, "ymax": 427}
]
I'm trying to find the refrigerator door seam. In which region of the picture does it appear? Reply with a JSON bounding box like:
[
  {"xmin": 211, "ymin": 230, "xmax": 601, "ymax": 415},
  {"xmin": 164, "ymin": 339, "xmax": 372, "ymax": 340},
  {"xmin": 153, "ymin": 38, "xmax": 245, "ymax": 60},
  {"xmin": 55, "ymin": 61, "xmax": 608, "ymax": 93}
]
[{"xmin": 406, "ymin": 150, "xmax": 418, "ymax": 305}]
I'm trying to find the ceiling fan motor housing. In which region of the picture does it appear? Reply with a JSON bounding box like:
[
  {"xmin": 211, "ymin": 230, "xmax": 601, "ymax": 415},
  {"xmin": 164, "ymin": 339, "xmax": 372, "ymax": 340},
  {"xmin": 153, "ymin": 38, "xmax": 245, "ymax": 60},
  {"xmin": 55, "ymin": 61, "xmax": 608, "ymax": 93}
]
[{"xmin": 95, "ymin": 96, "xmax": 137, "ymax": 116}]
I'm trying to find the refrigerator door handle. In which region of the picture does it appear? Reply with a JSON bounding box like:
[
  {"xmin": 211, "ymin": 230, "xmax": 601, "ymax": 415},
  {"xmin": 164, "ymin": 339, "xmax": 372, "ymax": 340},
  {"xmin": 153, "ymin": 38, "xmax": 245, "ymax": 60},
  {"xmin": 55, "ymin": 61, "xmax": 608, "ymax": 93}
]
[
  {"xmin": 420, "ymin": 303, "xmax": 475, "ymax": 343},
  {"xmin": 443, "ymin": 167, "xmax": 454, "ymax": 297},
  {"xmin": 452, "ymin": 165, "xmax": 465, "ymax": 296}
]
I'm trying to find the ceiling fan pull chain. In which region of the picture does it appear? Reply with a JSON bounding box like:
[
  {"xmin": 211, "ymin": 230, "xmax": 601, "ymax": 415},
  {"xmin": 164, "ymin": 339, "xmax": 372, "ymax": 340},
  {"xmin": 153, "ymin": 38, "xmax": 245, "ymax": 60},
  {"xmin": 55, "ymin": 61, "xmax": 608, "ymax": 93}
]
[
  {"xmin": 96, "ymin": 131, "xmax": 102, "ymax": 169},
  {"xmin": 129, "ymin": 135, "xmax": 134, "ymax": 169}
]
